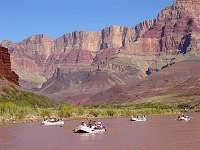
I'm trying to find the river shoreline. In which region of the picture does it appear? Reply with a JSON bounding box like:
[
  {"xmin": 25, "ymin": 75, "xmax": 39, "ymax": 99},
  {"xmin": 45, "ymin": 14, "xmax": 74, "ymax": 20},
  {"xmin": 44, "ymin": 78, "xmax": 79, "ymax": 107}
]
[
  {"xmin": 0, "ymin": 116, "xmax": 41, "ymax": 124},
  {"xmin": 0, "ymin": 111, "xmax": 184, "ymax": 125}
]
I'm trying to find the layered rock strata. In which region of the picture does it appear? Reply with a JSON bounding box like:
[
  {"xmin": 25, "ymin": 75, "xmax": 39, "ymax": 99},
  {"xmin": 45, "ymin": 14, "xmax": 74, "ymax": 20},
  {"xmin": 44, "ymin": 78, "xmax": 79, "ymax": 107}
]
[
  {"xmin": 0, "ymin": 46, "xmax": 19, "ymax": 85},
  {"xmin": 0, "ymin": 0, "xmax": 200, "ymax": 101}
]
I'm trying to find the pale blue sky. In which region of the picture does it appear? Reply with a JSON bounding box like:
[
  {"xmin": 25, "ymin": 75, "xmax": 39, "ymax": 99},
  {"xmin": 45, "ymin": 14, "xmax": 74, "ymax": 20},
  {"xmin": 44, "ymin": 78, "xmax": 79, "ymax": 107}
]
[{"xmin": 0, "ymin": 0, "xmax": 174, "ymax": 42}]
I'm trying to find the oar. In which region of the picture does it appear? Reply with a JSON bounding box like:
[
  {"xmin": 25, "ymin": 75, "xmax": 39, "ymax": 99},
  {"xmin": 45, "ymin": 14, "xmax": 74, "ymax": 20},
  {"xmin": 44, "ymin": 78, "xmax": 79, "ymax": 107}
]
[
  {"xmin": 106, "ymin": 129, "xmax": 116, "ymax": 133},
  {"xmin": 60, "ymin": 125, "xmax": 72, "ymax": 128}
]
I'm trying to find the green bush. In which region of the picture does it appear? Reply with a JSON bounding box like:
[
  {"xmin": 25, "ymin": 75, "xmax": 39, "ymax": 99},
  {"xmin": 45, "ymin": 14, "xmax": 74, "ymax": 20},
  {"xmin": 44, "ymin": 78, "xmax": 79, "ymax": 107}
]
[
  {"xmin": 40, "ymin": 108, "xmax": 52, "ymax": 118},
  {"xmin": 58, "ymin": 105, "xmax": 74, "ymax": 118},
  {"xmin": 0, "ymin": 103, "xmax": 6, "ymax": 115},
  {"xmin": 104, "ymin": 109, "xmax": 115, "ymax": 117},
  {"xmin": 4, "ymin": 101, "xmax": 15, "ymax": 114},
  {"xmin": 89, "ymin": 109, "xmax": 100, "ymax": 117},
  {"xmin": 121, "ymin": 108, "xmax": 132, "ymax": 117},
  {"xmin": 135, "ymin": 103, "xmax": 171, "ymax": 109},
  {"xmin": 75, "ymin": 107, "xmax": 85, "ymax": 116},
  {"xmin": 17, "ymin": 109, "xmax": 25, "ymax": 120},
  {"xmin": 0, "ymin": 102, "xmax": 15, "ymax": 116}
]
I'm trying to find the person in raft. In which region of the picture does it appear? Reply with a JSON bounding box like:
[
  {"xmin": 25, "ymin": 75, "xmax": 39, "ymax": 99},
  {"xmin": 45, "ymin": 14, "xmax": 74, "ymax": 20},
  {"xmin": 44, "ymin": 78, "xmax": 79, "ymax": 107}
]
[
  {"xmin": 92, "ymin": 120, "xmax": 96, "ymax": 127},
  {"xmin": 178, "ymin": 114, "xmax": 185, "ymax": 119},
  {"xmin": 88, "ymin": 120, "xmax": 97, "ymax": 128},
  {"xmin": 88, "ymin": 120, "xmax": 92, "ymax": 128},
  {"xmin": 81, "ymin": 121, "xmax": 87, "ymax": 126},
  {"xmin": 96, "ymin": 122, "xmax": 103, "ymax": 128}
]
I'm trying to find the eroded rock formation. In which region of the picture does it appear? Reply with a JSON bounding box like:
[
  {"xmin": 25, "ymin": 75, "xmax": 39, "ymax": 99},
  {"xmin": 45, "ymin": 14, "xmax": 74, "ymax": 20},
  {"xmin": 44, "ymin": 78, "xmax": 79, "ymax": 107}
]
[
  {"xmin": 0, "ymin": 46, "xmax": 19, "ymax": 85},
  {"xmin": 1, "ymin": 0, "xmax": 200, "ymax": 103}
]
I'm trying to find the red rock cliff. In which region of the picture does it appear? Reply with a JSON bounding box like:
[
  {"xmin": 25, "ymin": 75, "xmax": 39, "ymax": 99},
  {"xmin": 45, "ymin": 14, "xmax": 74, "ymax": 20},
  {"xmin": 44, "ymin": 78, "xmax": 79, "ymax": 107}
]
[
  {"xmin": 0, "ymin": 46, "xmax": 19, "ymax": 85},
  {"xmin": 140, "ymin": 0, "xmax": 200, "ymax": 53},
  {"xmin": 1, "ymin": 0, "xmax": 200, "ymax": 89}
]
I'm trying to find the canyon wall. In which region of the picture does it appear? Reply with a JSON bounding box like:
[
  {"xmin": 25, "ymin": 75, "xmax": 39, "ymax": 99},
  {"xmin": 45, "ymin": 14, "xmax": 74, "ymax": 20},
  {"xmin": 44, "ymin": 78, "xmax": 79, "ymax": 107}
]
[
  {"xmin": 0, "ymin": 46, "xmax": 19, "ymax": 85},
  {"xmin": 1, "ymin": 0, "xmax": 200, "ymax": 93}
]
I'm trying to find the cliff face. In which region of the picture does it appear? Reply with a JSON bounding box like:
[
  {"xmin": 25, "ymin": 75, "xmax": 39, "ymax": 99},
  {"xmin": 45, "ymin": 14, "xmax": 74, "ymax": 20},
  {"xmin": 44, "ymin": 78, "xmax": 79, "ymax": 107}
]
[
  {"xmin": 140, "ymin": 0, "xmax": 200, "ymax": 54},
  {"xmin": 0, "ymin": 46, "xmax": 19, "ymax": 85},
  {"xmin": 1, "ymin": 0, "xmax": 200, "ymax": 97},
  {"xmin": 55, "ymin": 31, "xmax": 101, "ymax": 52}
]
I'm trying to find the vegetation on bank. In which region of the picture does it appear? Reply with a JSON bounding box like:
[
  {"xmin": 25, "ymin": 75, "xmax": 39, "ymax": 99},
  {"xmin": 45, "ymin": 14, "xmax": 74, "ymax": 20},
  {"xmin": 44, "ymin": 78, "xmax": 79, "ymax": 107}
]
[
  {"xmin": 0, "ymin": 84, "xmax": 62, "ymax": 123},
  {"xmin": 82, "ymin": 103, "xmax": 180, "ymax": 118},
  {"xmin": 0, "ymin": 98, "xmax": 180, "ymax": 123},
  {"xmin": 0, "ymin": 81, "xmax": 182, "ymax": 123}
]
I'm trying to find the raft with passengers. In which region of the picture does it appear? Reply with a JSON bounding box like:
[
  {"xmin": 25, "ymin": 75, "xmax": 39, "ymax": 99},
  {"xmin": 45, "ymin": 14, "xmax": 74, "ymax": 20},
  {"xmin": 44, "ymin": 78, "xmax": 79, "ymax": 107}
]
[
  {"xmin": 41, "ymin": 118, "xmax": 64, "ymax": 125},
  {"xmin": 130, "ymin": 115, "xmax": 146, "ymax": 122},
  {"xmin": 176, "ymin": 114, "xmax": 191, "ymax": 121},
  {"xmin": 73, "ymin": 120, "xmax": 106, "ymax": 133}
]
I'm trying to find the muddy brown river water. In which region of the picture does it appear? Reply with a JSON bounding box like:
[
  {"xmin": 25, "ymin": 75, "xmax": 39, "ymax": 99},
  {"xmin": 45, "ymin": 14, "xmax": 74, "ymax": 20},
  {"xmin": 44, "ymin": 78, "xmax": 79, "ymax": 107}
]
[{"xmin": 0, "ymin": 113, "xmax": 200, "ymax": 150}]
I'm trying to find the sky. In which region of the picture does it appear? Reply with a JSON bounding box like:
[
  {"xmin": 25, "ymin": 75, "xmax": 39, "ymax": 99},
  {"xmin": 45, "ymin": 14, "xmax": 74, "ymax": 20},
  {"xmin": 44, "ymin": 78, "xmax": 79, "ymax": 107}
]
[{"xmin": 0, "ymin": 0, "xmax": 174, "ymax": 42}]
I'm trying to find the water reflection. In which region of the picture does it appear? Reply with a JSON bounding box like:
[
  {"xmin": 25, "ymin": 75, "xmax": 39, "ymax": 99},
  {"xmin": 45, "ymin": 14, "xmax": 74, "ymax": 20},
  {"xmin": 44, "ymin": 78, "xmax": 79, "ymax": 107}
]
[
  {"xmin": 80, "ymin": 133, "xmax": 96, "ymax": 141},
  {"xmin": 80, "ymin": 132, "xmax": 104, "ymax": 142}
]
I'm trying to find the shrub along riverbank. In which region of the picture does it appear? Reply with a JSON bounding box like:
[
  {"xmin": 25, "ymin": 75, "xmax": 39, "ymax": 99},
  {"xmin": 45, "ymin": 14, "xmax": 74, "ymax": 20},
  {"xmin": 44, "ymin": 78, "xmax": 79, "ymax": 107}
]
[
  {"xmin": 0, "ymin": 85, "xmax": 61, "ymax": 123},
  {"xmin": 0, "ymin": 80, "xmax": 183, "ymax": 123},
  {"xmin": 0, "ymin": 100, "xmax": 181, "ymax": 123}
]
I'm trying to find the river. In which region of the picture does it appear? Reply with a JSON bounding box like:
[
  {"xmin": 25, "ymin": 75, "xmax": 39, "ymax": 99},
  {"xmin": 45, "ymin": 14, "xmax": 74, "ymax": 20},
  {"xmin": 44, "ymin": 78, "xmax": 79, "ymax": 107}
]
[{"xmin": 0, "ymin": 113, "xmax": 200, "ymax": 150}]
